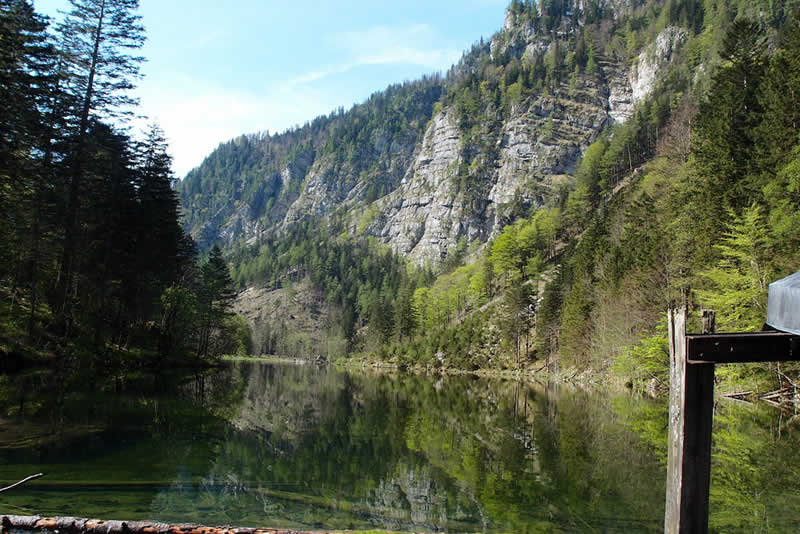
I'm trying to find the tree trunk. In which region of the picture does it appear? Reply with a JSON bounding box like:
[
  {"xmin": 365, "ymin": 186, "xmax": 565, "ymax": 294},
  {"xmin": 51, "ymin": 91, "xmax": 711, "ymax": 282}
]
[{"xmin": 58, "ymin": 0, "xmax": 106, "ymax": 317}]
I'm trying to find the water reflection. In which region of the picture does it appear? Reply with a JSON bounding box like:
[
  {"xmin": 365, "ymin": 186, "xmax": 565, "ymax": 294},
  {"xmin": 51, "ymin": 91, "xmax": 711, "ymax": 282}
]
[{"xmin": 1, "ymin": 362, "xmax": 799, "ymax": 532}]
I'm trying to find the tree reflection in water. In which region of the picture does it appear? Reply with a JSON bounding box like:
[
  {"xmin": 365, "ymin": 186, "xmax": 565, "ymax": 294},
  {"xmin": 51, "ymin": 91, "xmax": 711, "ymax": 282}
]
[{"xmin": 1, "ymin": 362, "xmax": 799, "ymax": 532}]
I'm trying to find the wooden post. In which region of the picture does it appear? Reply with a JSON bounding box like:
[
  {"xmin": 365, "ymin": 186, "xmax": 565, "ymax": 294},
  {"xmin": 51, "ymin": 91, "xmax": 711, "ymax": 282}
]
[{"xmin": 665, "ymin": 307, "xmax": 715, "ymax": 534}]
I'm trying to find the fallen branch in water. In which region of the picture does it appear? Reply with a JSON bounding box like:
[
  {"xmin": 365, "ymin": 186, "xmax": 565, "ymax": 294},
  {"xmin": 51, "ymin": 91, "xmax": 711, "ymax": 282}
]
[
  {"xmin": 0, "ymin": 473, "xmax": 44, "ymax": 493},
  {"xmin": 0, "ymin": 515, "xmax": 335, "ymax": 534},
  {"xmin": 720, "ymin": 391, "xmax": 753, "ymax": 400}
]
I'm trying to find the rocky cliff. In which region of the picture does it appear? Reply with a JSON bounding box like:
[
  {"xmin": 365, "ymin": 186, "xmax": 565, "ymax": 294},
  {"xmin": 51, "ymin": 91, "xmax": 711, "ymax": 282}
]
[{"xmin": 179, "ymin": 2, "xmax": 687, "ymax": 266}]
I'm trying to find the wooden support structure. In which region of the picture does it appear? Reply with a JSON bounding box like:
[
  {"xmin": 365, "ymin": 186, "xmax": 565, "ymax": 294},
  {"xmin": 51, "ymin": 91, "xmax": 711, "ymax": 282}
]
[
  {"xmin": 665, "ymin": 307, "xmax": 800, "ymax": 533},
  {"xmin": 686, "ymin": 331, "xmax": 798, "ymax": 363},
  {"xmin": 665, "ymin": 307, "xmax": 714, "ymax": 534}
]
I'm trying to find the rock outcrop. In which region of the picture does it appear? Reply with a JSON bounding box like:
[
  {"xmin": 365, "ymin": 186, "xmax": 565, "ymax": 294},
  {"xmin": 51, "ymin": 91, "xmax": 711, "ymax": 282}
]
[
  {"xmin": 179, "ymin": 9, "xmax": 687, "ymax": 267},
  {"xmin": 367, "ymin": 83, "xmax": 612, "ymax": 263}
]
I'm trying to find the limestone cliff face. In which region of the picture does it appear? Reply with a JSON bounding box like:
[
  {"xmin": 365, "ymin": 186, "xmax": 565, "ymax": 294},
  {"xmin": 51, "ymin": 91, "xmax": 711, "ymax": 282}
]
[
  {"xmin": 334, "ymin": 25, "xmax": 685, "ymax": 266},
  {"xmin": 180, "ymin": 8, "xmax": 686, "ymax": 266},
  {"xmin": 360, "ymin": 25, "xmax": 690, "ymax": 264},
  {"xmin": 630, "ymin": 26, "xmax": 688, "ymax": 103},
  {"xmin": 366, "ymin": 83, "xmax": 612, "ymax": 264}
]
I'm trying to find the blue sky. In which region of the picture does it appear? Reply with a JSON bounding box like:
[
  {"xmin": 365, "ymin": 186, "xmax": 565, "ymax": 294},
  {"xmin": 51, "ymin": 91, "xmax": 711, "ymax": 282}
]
[{"xmin": 34, "ymin": 0, "xmax": 508, "ymax": 177}]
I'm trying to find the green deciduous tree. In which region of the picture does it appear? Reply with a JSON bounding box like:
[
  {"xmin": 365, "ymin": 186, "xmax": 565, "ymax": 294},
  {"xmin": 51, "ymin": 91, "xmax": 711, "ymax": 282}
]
[{"xmin": 697, "ymin": 204, "xmax": 773, "ymax": 332}]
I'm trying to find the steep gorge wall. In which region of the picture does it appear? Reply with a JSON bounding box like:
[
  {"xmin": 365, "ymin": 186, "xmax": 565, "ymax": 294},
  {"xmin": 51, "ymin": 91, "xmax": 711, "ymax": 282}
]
[
  {"xmin": 180, "ymin": 13, "xmax": 687, "ymax": 266},
  {"xmin": 362, "ymin": 25, "xmax": 686, "ymax": 264}
]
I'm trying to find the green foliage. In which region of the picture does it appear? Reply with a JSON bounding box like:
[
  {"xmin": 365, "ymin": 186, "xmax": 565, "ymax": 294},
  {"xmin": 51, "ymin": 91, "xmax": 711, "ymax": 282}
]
[
  {"xmin": 0, "ymin": 0, "xmax": 248, "ymax": 370},
  {"xmin": 197, "ymin": 245, "xmax": 238, "ymax": 359},
  {"xmin": 221, "ymin": 314, "xmax": 252, "ymax": 356},
  {"xmin": 612, "ymin": 323, "xmax": 670, "ymax": 390},
  {"xmin": 691, "ymin": 19, "xmax": 767, "ymax": 226},
  {"xmin": 488, "ymin": 207, "xmax": 560, "ymax": 284},
  {"xmin": 697, "ymin": 205, "xmax": 773, "ymax": 332},
  {"xmin": 764, "ymin": 145, "xmax": 800, "ymax": 250},
  {"xmin": 498, "ymin": 273, "xmax": 536, "ymax": 365},
  {"xmin": 159, "ymin": 286, "xmax": 199, "ymax": 355}
]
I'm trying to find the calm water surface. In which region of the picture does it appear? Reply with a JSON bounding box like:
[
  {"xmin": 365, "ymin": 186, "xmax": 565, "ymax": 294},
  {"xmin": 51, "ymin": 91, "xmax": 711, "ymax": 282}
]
[{"xmin": 1, "ymin": 361, "xmax": 799, "ymax": 532}]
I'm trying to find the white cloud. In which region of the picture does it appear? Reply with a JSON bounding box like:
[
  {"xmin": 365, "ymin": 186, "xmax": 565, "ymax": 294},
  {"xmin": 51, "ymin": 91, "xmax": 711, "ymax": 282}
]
[
  {"xmin": 133, "ymin": 76, "xmax": 340, "ymax": 178},
  {"xmin": 339, "ymin": 24, "xmax": 460, "ymax": 70},
  {"xmin": 282, "ymin": 24, "xmax": 460, "ymax": 91},
  {"xmin": 133, "ymin": 24, "xmax": 462, "ymax": 178},
  {"xmin": 336, "ymin": 24, "xmax": 437, "ymax": 51}
]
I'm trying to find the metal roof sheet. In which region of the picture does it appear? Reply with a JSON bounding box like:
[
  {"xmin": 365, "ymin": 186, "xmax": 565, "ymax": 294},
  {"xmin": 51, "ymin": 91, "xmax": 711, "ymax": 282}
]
[{"xmin": 766, "ymin": 271, "xmax": 800, "ymax": 335}]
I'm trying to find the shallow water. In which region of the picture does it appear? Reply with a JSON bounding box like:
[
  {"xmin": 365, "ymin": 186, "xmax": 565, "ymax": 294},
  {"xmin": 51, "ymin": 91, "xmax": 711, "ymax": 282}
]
[{"xmin": 1, "ymin": 361, "xmax": 798, "ymax": 532}]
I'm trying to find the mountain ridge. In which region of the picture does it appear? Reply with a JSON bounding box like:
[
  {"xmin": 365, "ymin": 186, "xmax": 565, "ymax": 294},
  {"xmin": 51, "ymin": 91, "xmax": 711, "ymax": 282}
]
[
  {"xmin": 178, "ymin": 0, "xmax": 684, "ymax": 264},
  {"xmin": 180, "ymin": 0, "xmax": 800, "ymax": 386}
]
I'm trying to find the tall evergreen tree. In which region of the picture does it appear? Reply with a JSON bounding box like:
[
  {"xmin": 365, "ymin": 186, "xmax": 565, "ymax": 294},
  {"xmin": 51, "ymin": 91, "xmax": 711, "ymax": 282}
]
[
  {"xmin": 197, "ymin": 245, "xmax": 236, "ymax": 358},
  {"xmin": 690, "ymin": 19, "xmax": 767, "ymax": 240},
  {"xmin": 80, "ymin": 122, "xmax": 138, "ymax": 347},
  {"xmin": 0, "ymin": 1, "xmax": 54, "ymax": 282},
  {"xmin": 56, "ymin": 0, "xmax": 145, "ymax": 316},
  {"xmin": 756, "ymin": 20, "xmax": 800, "ymax": 172},
  {"xmin": 135, "ymin": 124, "xmax": 182, "ymax": 317}
]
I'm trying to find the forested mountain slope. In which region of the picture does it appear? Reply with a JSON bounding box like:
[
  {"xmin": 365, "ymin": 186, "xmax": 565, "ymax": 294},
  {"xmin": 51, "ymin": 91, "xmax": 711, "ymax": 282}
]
[
  {"xmin": 179, "ymin": 0, "xmax": 685, "ymax": 264},
  {"xmin": 182, "ymin": 0, "xmax": 800, "ymax": 388}
]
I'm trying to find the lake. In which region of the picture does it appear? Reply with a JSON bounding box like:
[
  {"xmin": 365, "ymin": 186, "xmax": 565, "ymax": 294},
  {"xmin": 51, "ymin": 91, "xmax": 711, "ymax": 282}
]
[{"xmin": 1, "ymin": 360, "xmax": 799, "ymax": 532}]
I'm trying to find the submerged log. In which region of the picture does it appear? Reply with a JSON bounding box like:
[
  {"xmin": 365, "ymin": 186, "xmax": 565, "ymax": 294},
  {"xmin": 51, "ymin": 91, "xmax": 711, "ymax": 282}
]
[{"xmin": 0, "ymin": 516, "xmax": 336, "ymax": 534}]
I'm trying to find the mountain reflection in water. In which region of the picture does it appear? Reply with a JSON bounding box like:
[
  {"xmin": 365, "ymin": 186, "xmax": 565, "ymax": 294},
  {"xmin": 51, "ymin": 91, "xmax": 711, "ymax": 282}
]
[{"xmin": 1, "ymin": 361, "xmax": 799, "ymax": 532}]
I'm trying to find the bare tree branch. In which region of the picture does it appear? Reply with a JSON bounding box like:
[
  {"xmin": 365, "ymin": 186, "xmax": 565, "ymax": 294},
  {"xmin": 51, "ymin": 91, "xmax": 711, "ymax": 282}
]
[{"xmin": 0, "ymin": 473, "xmax": 44, "ymax": 493}]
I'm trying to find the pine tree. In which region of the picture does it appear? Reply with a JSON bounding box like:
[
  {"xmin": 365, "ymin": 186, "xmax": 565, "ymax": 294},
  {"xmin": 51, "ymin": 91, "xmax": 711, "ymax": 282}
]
[
  {"xmin": 80, "ymin": 122, "xmax": 139, "ymax": 347},
  {"xmin": 0, "ymin": 0, "xmax": 53, "ymax": 186},
  {"xmin": 135, "ymin": 124, "xmax": 182, "ymax": 302},
  {"xmin": 690, "ymin": 19, "xmax": 767, "ymax": 257},
  {"xmin": 56, "ymin": 0, "xmax": 145, "ymax": 315},
  {"xmin": 692, "ymin": 19, "xmax": 766, "ymax": 210},
  {"xmin": 0, "ymin": 0, "xmax": 61, "ymax": 338},
  {"xmin": 756, "ymin": 20, "xmax": 800, "ymax": 172},
  {"xmin": 197, "ymin": 245, "xmax": 236, "ymax": 358}
]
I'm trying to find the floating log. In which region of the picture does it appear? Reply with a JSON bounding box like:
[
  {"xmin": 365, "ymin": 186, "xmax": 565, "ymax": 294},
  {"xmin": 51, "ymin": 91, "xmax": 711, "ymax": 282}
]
[{"xmin": 1, "ymin": 516, "xmax": 334, "ymax": 534}]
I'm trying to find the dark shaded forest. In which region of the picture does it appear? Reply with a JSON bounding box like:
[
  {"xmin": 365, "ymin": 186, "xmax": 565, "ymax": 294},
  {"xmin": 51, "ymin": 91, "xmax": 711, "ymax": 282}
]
[{"xmin": 0, "ymin": 0, "xmax": 245, "ymax": 372}]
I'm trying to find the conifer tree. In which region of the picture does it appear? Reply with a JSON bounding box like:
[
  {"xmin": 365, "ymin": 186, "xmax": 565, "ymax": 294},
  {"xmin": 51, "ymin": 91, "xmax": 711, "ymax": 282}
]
[
  {"xmin": 690, "ymin": 18, "xmax": 767, "ymax": 253},
  {"xmin": 0, "ymin": 1, "xmax": 55, "ymax": 282},
  {"xmin": 756, "ymin": 20, "xmax": 800, "ymax": 172},
  {"xmin": 80, "ymin": 122, "xmax": 138, "ymax": 346},
  {"xmin": 56, "ymin": 0, "xmax": 145, "ymax": 315},
  {"xmin": 197, "ymin": 245, "xmax": 236, "ymax": 358},
  {"xmin": 135, "ymin": 124, "xmax": 182, "ymax": 302},
  {"xmin": 692, "ymin": 19, "xmax": 766, "ymax": 207},
  {"xmin": 697, "ymin": 205, "xmax": 773, "ymax": 332}
]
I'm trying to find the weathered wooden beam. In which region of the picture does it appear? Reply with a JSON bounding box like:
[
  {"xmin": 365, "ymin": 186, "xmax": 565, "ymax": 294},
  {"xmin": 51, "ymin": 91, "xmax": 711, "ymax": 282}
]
[
  {"xmin": 1, "ymin": 515, "xmax": 322, "ymax": 534},
  {"xmin": 686, "ymin": 331, "xmax": 799, "ymax": 364},
  {"xmin": 665, "ymin": 307, "xmax": 714, "ymax": 534}
]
